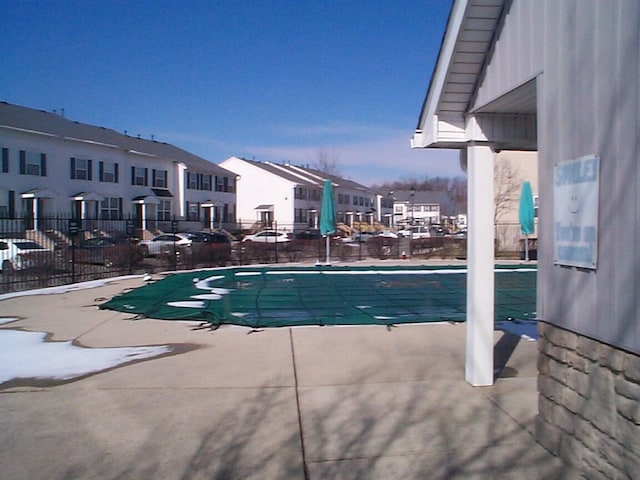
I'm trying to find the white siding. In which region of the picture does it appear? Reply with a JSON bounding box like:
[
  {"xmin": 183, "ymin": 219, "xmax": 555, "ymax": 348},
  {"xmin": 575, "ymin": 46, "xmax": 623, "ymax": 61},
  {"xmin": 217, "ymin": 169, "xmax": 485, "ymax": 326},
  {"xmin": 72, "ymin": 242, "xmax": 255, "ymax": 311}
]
[{"xmin": 219, "ymin": 157, "xmax": 295, "ymax": 228}]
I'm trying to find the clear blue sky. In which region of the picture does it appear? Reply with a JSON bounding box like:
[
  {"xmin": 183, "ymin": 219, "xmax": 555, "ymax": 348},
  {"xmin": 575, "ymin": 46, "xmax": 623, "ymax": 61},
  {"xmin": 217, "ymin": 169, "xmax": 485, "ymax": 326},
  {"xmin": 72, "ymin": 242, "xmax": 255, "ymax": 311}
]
[{"xmin": 1, "ymin": 0, "xmax": 461, "ymax": 186}]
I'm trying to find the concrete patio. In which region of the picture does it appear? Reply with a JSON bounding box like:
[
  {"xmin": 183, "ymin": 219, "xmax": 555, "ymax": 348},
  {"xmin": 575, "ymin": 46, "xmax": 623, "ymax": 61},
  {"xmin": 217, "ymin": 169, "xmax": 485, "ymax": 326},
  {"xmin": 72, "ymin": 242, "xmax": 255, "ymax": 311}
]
[{"xmin": 0, "ymin": 271, "xmax": 583, "ymax": 479}]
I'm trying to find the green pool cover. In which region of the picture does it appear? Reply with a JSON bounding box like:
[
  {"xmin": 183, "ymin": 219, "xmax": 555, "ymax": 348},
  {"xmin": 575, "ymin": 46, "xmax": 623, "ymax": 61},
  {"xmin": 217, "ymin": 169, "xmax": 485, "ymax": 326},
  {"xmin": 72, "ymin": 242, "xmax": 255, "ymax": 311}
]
[{"xmin": 100, "ymin": 265, "xmax": 537, "ymax": 328}]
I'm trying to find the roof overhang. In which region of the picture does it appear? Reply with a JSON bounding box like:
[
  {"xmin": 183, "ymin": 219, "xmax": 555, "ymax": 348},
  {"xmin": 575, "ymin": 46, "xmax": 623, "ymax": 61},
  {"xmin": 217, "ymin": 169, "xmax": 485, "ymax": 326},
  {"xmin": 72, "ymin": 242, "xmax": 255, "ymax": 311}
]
[
  {"xmin": 151, "ymin": 188, "xmax": 173, "ymax": 198},
  {"xmin": 21, "ymin": 188, "xmax": 57, "ymax": 199},
  {"xmin": 411, "ymin": 0, "xmax": 539, "ymax": 151},
  {"xmin": 254, "ymin": 204, "xmax": 274, "ymax": 212},
  {"xmin": 132, "ymin": 195, "xmax": 161, "ymax": 205},
  {"xmin": 72, "ymin": 191, "xmax": 104, "ymax": 202}
]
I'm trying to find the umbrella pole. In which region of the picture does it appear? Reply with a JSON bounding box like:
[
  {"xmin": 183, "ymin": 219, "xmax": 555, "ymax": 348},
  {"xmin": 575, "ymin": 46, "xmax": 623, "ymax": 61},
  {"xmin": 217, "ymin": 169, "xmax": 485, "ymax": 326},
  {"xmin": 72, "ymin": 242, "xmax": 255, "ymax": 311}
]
[
  {"xmin": 525, "ymin": 235, "xmax": 529, "ymax": 262},
  {"xmin": 325, "ymin": 235, "xmax": 331, "ymax": 265}
]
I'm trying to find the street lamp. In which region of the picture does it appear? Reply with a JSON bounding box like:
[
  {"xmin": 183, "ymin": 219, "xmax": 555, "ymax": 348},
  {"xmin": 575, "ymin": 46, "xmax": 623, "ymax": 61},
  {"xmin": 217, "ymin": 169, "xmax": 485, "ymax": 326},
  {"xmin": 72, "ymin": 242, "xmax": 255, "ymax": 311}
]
[{"xmin": 409, "ymin": 187, "xmax": 415, "ymax": 256}]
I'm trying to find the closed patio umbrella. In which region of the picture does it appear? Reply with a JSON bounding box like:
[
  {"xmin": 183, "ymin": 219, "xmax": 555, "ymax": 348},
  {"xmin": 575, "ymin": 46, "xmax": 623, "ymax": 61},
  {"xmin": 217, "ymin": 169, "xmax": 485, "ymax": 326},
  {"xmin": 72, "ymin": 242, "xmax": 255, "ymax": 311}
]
[
  {"xmin": 319, "ymin": 179, "xmax": 336, "ymax": 265},
  {"xmin": 518, "ymin": 181, "xmax": 535, "ymax": 261}
]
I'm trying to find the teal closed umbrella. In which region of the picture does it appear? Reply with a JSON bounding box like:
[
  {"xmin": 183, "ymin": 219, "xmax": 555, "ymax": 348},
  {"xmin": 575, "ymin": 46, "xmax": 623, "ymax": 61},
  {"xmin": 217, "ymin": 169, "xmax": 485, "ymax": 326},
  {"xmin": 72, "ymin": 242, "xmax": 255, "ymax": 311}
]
[
  {"xmin": 518, "ymin": 181, "xmax": 535, "ymax": 261},
  {"xmin": 319, "ymin": 179, "xmax": 336, "ymax": 265}
]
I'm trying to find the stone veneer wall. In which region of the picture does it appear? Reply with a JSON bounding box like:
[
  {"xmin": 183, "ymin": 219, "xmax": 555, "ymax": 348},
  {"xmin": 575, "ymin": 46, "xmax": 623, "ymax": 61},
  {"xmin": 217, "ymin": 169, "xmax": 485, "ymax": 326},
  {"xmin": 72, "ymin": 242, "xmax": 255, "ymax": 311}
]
[{"xmin": 536, "ymin": 321, "xmax": 640, "ymax": 479}]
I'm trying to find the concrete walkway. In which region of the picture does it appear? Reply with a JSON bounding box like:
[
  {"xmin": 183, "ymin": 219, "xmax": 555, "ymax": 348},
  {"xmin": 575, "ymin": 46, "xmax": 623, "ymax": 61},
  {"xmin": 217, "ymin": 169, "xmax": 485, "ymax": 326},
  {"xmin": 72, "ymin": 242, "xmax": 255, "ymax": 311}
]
[{"xmin": 0, "ymin": 271, "xmax": 583, "ymax": 479}]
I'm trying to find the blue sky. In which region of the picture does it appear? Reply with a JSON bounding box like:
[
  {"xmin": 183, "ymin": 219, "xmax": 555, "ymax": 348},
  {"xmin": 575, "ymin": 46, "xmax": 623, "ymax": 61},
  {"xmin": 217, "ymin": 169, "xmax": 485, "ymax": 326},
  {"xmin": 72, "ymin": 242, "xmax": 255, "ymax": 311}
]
[{"xmin": 1, "ymin": 0, "xmax": 461, "ymax": 186}]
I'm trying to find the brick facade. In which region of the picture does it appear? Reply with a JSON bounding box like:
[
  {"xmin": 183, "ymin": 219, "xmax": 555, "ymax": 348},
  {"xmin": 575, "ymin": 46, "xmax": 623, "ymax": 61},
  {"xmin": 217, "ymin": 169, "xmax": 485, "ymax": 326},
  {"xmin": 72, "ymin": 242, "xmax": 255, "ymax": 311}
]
[{"xmin": 536, "ymin": 321, "xmax": 640, "ymax": 479}]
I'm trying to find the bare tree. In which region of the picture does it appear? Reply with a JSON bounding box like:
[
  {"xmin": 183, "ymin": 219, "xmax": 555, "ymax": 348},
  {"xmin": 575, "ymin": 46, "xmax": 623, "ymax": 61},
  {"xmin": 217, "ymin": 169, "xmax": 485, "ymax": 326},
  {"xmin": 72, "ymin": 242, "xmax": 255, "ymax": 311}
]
[
  {"xmin": 314, "ymin": 147, "xmax": 341, "ymax": 176},
  {"xmin": 493, "ymin": 156, "xmax": 521, "ymax": 224}
]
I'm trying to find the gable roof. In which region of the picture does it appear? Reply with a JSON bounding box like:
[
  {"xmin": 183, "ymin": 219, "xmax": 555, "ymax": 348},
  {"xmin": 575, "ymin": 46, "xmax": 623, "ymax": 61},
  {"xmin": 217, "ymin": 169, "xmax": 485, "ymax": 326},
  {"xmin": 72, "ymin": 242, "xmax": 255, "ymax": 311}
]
[
  {"xmin": 228, "ymin": 157, "xmax": 371, "ymax": 192},
  {"xmin": 412, "ymin": 0, "xmax": 508, "ymax": 148},
  {"xmin": 0, "ymin": 101, "xmax": 235, "ymax": 177}
]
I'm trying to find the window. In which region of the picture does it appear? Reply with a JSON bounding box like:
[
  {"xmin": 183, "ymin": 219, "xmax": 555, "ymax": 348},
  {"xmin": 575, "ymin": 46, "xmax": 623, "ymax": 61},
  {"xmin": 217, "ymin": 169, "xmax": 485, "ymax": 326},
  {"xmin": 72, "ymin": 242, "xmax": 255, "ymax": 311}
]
[
  {"xmin": 70, "ymin": 158, "xmax": 93, "ymax": 180},
  {"xmin": 152, "ymin": 169, "xmax": 167, "ymax": 188},
  {"xmin": 20, "ymin": 151, "xmax": 46, "ymax": 176},
  {"xmin": 215, "ymin": 175, "xmax": 233, "ymax": 192},
  {"xmin": 99, "ymin": 161, "xmax": 119, "ymax": 183},
  {"xmin": 1, "ymin": 148, "xmax": 8, "ymax": 173},
  {"xmin": 187, "ymin": 202, "xmax": 199, "ymax": 221},
  {"xmin": 187, "ymin": 172, "xmax": 212, "ymax": 190},
  {"xmin": 187, "ymin": 172, "xmax": 197, "ymax": 189},
  {"xmin": 100, "ymin": 197, "xmax": 121, "ymax": 219},
  {"xmin": 201, "ymin": 174, "xmax": 212, "ymax": 191},
  {"xmin": 157, "ymin": 200, "xmax": 171, "ymax": 221},
  {"xmin": 131, "ymin": 166, "xmax": 148, "ymax": 186},
  {"xmin": 295, "ymin": 187, "xmax": 308, "ymax": 200}
]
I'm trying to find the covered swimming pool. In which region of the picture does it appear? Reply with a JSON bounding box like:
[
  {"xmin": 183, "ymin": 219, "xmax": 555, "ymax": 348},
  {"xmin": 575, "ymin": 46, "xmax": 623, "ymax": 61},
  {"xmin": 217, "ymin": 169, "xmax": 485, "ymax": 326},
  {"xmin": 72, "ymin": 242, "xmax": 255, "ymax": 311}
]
[{"xmin": 100, "ymin": 265, "xmax": 536, "ymax": 329}]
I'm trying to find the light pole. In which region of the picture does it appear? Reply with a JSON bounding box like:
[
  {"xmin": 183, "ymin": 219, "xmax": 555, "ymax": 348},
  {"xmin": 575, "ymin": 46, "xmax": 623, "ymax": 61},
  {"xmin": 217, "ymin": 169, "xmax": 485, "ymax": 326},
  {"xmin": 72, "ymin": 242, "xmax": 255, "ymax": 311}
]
[{"xmin": 409, "ymin": 187, "xmax": 415, "ymax": 257}]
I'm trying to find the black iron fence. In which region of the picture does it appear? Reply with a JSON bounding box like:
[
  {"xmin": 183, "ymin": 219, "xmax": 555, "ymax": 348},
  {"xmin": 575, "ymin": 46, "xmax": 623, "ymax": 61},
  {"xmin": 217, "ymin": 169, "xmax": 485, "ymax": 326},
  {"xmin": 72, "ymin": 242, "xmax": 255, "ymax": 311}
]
[{"xmin": 0, "ymin": 214, "xmax": 467, "ymax": 293}]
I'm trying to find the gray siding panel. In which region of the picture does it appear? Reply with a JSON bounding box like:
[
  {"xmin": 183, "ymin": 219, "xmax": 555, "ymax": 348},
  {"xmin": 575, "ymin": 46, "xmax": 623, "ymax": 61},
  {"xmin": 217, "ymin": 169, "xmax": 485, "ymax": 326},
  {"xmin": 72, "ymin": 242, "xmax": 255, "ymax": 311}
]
[
  {"xmin": 537, "ymin": 0, "xmax": 640, "ymax": 353},
  {"xmin": 472, "ymin": 0, "xmax": 545, "ymax": 111}
]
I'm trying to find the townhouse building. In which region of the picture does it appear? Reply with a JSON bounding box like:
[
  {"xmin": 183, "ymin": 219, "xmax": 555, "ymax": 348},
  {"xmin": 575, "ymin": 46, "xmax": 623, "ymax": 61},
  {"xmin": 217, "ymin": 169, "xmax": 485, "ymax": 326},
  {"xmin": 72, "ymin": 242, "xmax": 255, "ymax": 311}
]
[
  {"xmin": 391, "ymin": 190, "xmax": 453, "ymax": 228},
  {"xmin": 220, "ymin": 156, "xmax": 392, "ymax": 233},
  {"xmin": 0, "ymin": 101, "xmax": 237, "ymax": 236}
]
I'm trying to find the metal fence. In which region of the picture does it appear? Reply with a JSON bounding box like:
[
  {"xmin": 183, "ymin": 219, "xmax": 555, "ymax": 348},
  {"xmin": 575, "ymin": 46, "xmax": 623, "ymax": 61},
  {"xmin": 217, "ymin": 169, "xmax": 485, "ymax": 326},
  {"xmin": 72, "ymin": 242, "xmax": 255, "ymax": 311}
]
[{"xmin": 0, "ymin": 214, "xmax": 467, "ymax": 293}]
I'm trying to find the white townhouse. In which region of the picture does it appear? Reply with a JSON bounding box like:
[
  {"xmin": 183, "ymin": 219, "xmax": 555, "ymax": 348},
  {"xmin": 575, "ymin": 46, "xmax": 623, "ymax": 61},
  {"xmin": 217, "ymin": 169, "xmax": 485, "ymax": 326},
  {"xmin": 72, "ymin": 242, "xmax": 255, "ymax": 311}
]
[
  {"xmin": 412, "ymin": 0, "xmax": 640, "ymax": 474},
  {"xmin": 0, "ymin": 101, "xmax": 236, "ymax": 234},
  {"xmin": 391, "ymin": 190, "xmax": 453, "ymax": 228},
  {"xmin": 220, "ymin": 156, "xmax": 390, "ymax": 232}
]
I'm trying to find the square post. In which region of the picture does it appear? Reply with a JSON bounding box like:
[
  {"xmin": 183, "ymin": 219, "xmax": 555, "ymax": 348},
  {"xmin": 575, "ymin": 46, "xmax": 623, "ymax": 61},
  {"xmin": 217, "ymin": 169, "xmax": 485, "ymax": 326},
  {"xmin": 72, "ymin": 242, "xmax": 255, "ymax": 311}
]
[{"xmin": 465, "ymin": 143, "xmax": 495, "ymax": 386}]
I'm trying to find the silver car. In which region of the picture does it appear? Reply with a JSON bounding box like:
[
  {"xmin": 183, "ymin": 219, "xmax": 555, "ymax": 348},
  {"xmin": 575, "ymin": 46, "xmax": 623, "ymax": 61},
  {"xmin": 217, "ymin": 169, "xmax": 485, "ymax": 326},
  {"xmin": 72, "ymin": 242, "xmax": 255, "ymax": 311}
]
[
  {"xmin": 0, "ymin": 238, "xmax": 50, "ymax": 272},
  {"xmin": 138, "ymin": 233, "xmax": 193, "ymax": 256}
]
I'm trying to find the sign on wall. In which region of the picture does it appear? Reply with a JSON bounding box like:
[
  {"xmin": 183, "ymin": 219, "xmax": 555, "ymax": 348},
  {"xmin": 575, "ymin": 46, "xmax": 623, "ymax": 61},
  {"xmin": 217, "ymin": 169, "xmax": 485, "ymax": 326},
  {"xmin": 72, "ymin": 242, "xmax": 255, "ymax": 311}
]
[{"xmin": 553, "ymin": 155, "xmax": 600, "ymax": 269}]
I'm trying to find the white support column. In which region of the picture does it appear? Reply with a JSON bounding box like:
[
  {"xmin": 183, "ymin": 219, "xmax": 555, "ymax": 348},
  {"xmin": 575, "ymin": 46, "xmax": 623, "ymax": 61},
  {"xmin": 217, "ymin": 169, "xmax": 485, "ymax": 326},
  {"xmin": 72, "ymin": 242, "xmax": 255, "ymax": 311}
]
[
  {"xmin": 141, "ymin": 204, "xmax": 147, "ymax": 231},
  {"xmin": 33, "ymin": 199, "xmax": 39, "ymax": 231},
  {"xmin": 465, "ymin": 142, "xmax": 495, "ymax": 386}
]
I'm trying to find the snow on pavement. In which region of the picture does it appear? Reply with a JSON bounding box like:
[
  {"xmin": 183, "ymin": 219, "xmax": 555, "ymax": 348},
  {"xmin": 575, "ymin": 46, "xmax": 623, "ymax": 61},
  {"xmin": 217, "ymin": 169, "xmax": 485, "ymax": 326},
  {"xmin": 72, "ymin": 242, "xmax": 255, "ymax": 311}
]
[{"xmin": 0, "ymin": 317, "xmax": 172, "ymax": 385}]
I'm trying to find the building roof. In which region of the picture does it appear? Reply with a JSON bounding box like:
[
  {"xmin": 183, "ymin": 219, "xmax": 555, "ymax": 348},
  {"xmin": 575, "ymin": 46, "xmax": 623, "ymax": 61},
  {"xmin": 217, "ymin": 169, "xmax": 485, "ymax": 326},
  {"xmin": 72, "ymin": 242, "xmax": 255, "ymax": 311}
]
[
  {"xmin": 0, "ymin": 101, "xmax": 235, "ymax": 177},
  {"xmin": 412, "ymin": 0, "xmax": 510, "ymax": 149},
  {"xmin": 229, "ymin": 157, "xmax": 371, "ymax": 193}
]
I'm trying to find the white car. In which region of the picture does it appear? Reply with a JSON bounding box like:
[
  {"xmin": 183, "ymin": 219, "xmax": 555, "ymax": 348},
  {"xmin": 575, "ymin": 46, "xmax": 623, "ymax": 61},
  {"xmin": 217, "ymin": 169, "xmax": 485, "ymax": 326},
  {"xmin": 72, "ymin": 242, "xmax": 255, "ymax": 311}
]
[
  {"xmin": 377, "ymin": 230, "xmax": 399, "ymax": 239},
  {"xmin": 398, "ymin": 226, "xmax": 431, "ymax": 239},
  {"xmin": 242, "ymin": 230, "xmax": 292, "ymax": 243},
  {"xmin": 0, "ymin": 238, "xmax": 51, "ymax": 272},
  {"xmin": 139, "ymin": 233, "xmax": 193, "ymax": 256}
]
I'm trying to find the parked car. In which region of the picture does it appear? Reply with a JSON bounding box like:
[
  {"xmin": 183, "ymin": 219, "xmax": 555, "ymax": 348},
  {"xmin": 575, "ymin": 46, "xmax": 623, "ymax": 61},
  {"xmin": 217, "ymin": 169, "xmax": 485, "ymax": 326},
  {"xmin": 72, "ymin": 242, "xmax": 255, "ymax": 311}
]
[
  {"xmin": 139, "ymin": 233, "xmax": 193, "ymax": 256},
  {"xmin": 398, "ymin": 226, "xmax": 431, "ymax": 239},
  {"xmin": 377, "ymin": 230, "xmax": 399, "ymax": 239},
  {"xmin": 242, "ymin": 230, "xmax": 292, "ymax": 243},
  {"xmin": 295, "ymin": 229, "xmax": 322, "ymax": 240},
  {"xmin": 184, "ymin": 231, "xmax": 232, "ymax": 265},
  {"xmin": 430, "ymin": 225, "xmax": 450, "ymax": 236},
  {"xmin": 351, "ymin": 230, "xmax": 378, "ymax": 243},
  {"xmin": 74, "ymin": 236, "xmax": 143, "ymax": 267},
  {"xmin": 0, "ymin": 238, "xmax": 51, "ymax": 272},
  {"xmin": 185, "ymin": 231, "xmax": 231, "ymax": 245}
]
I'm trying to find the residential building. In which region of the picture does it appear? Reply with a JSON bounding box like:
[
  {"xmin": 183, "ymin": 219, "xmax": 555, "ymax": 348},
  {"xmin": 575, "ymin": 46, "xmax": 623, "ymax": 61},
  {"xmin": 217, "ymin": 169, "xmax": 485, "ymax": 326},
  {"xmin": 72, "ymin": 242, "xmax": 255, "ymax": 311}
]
[
  {"xmin": 492, "ymin": 150, "xmax": 538, "ymax": 252},
  {"xmin": 220, "ymin": 156, "xmax": 391, "ymax": 232},
  {"xmin": 391, "ymin": 190, "xmax": 456, "ymax": 228},
  {"xmin": 412, "ymin": 0, "xmax": 639, "ymax": 474},
  {"xmin": 0, "ymin": 101, "xmax": 237, "ymax": 235}
]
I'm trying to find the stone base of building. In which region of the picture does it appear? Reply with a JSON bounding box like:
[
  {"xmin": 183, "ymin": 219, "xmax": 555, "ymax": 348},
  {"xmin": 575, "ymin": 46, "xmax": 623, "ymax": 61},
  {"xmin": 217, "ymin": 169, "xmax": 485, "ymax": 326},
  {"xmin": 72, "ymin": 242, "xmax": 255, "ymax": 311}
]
[{"xmin": 536, "ymin": 321, "xmax": 640, "ymax": 479}]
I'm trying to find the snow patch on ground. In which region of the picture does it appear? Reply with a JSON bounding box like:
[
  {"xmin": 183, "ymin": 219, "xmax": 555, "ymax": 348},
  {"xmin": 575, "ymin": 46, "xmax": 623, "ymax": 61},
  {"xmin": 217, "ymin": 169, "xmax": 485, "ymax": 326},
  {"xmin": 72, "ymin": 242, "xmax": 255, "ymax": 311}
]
[{"xmin": 0, "ymin": 321, "xmax": 171, "ymax": 385}]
